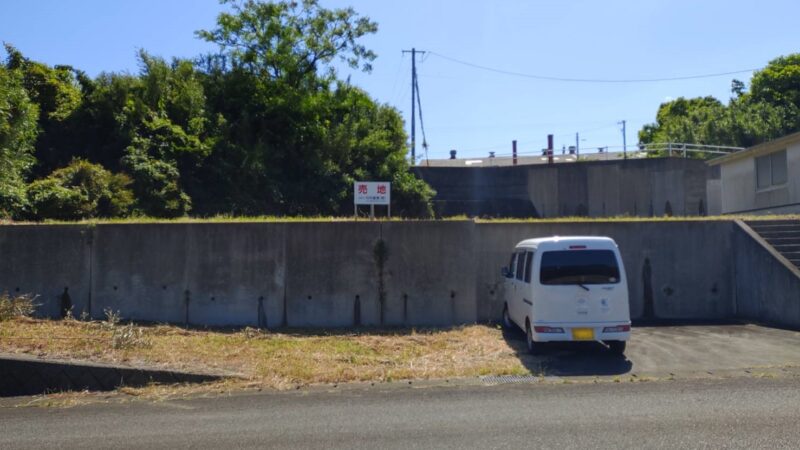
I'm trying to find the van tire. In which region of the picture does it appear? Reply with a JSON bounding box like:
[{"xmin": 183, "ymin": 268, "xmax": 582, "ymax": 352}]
[
  {"xmin": 502, "ymin": 304, "xmax": 513, "ymax": 329},
  {"xmin": 608, "ymin": 340, "xmax": 626, "ymax": 355},
  {"xmin": 525, "ymin": 321, "xmax": 541, "ymax": 355}
]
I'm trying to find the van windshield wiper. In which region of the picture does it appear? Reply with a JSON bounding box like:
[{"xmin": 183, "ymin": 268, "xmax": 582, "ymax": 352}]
[{"xmin": 576, "ymin": 283, "xmax": 590, "ymax": 291}]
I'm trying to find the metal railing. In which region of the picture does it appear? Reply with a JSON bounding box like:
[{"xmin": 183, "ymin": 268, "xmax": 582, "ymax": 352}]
[
  {"xmin": 419, "ymin": 142, "xmax": 746, "ymax": 167},
  {"xmin": 637, "ymin": 142, "xmax": 745, "ymax": 157}
]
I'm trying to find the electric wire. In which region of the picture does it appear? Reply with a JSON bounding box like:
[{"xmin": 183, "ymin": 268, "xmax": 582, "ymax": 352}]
[{"xmin": 428, "ymin": 51, "xmax": 760, "ymax": 83}]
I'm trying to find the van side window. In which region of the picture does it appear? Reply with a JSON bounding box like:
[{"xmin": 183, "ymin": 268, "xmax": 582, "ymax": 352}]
[
  {"xmin": 507, "ymin": 253, "xmax": 517, "ymax": 278},
  {"xmin": 515, "ymin": 251, "xmax": 526, "ymax": 280},
  {"xmin": 524, "ymin": 251, "xmax": 534, "ymax": 283}
]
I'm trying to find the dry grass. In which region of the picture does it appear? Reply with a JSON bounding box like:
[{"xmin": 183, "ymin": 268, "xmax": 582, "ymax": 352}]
[
  {"xmin": 2, "ymin": 213, "xmax": 797, "ymax": 226},
  {"xmin": 0, "ymin": 293, "xmax": 38, "ymax": 321},
  {"xmin": 474, "ymin": 214, "xmax": 800, "ymax": 223},
  {"xmin": 0, "ymin": 317, "xmax": 530, "ymax": 391}
]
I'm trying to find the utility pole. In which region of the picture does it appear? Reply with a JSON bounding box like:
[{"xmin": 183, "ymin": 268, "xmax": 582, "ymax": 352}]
[
  {"xmin": 618, "ymin": 120, "xmax": 627, "ymax": 159},
  {"xmin": 402, "ymin": 48, "xmax": 426, "ymax": 165}
]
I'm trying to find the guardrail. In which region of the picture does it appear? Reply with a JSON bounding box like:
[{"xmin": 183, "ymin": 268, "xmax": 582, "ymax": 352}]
[{"xmin": 637, "ymin": 143, "xmax": 745, "ymax": 157}]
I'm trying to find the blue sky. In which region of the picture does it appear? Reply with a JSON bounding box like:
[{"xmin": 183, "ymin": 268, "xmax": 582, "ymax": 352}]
[{"xmin": 2, "ymin": 0, "xmax": 799, "ymax": 160}]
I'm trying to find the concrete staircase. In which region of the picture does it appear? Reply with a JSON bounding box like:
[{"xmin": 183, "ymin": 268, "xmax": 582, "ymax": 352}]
[{"xmin": 745, "ymin": 220, "xmax": 800, "ymax": 269}]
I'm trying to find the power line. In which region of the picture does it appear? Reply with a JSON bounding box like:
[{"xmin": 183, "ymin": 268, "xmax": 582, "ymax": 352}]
[
  {"xmin": 428, "ymin": 51, "xmax": 760, "ymax": 83},
  {"xmin": 388, "ymin": 55, "xmax": 407, "ymax": 106}
]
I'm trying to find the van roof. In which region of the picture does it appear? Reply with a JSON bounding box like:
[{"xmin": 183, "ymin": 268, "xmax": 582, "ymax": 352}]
[{"xmin": 514, "ymin": 236, "xmax": 618, "ymax": 250}]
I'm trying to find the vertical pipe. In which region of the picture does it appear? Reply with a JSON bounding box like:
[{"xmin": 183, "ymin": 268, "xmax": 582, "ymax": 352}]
[
  {"xmin": 512, "ymin": 140, "xmax": 517, "ymax": 166},
  {"xmin": 622, "ymin": 120, "xmax": 627, "ymax": 159},
  {"xmin": 547, "ymin": 134, "xmax": 554, "ymax": 165}
]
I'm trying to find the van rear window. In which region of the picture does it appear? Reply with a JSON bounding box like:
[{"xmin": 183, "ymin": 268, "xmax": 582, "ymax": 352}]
[{"xmin": 540, "ymin": 250, "xmax": 620, "ymax": 285}]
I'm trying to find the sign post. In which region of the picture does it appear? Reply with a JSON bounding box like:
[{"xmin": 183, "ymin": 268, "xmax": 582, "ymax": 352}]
[{"xmin": 354, "ymin": 181, "xmax": 391, "ymax": 220}]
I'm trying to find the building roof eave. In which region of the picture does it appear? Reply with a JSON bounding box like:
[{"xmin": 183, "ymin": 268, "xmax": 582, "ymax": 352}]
[{"xmin": 708, "ymin": 130, "xmax": 800, "ymax": 166}]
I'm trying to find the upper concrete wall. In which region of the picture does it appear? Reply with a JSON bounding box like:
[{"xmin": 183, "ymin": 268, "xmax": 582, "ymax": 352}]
[
  {"xmin": 413, "ymin": 158, "xmax": 708, "ymax": 218},
  {"xmin": 411, "ymin": 166, "xmax": 538, "ymax": 217}
]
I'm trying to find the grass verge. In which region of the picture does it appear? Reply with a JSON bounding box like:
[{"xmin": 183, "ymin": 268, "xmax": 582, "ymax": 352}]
[
  {"xmin": 1, "ymin": 213, "xmax": 797, "ymax": 225},
  {"xmin": 0, "ymin": 317, "xmax": 529, "ymax": 394}
]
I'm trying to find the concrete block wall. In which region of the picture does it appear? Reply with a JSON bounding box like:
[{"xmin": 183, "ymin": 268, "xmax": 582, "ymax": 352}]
[
  {"xmin": 285, "ymin": 222, "xmax": 378, "ymax": 327},
  {"xmin": 0, "ymin": 220, "xmax": 795, "ymax": 329},
  {"xmin": 91, "ymin": 223, "xmax": 289, "ymax": 327},
  {"xmin": 0, "ymin": 225, "xmax": 92, "ymax": 318},
  {"xmin": 381, "ymin": 222, "xmax": 478, "ymax": 326}
]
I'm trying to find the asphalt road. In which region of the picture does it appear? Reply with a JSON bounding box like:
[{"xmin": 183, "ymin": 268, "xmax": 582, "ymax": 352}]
[{"xmin": 3, "ymin": 376, "xmax": 800, "ymax": 449}]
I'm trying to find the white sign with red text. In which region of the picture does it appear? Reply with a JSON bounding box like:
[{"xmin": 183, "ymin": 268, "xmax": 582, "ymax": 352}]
[{"xmin": 354, "ymin": 181, "xmax": 391, "ymax": 205}]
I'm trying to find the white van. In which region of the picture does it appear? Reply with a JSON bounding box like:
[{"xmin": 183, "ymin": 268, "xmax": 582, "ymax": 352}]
[{"xmin": 501, "ymin": 236, "xmax": 630, "ymax": 355}]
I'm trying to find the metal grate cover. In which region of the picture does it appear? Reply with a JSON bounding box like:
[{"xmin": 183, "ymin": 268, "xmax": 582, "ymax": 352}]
[{"xmin": 480, "ymin": 374, "xmax": 544, "ymax": 385}]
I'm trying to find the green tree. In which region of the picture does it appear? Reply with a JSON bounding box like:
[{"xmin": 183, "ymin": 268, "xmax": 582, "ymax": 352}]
[
  {"xmin": 638, "ymin": 96, "xmax": 727, "ymax": 146},
  {"xmin": 4, "ymin": 45, "xmax": 82, "ymax": 176},
  {"xmin": 121, "ymin": 140, "xmax": 192, "ymax": 217},
  {"xmin": 0, "ymin": 64, "xmax": 39, "ymax": 217},
  {"xmin": 196, "ymin": 0, "xmax": 377, "ymax": 83},
  {"xmin": 193, "ymin": 0, "xmax": 433, "ymax": 217},
  {"xmin": 750, "ymin": 54, "xmax": 800, "ymax": 108},
  {"xmin": 322, "ymin": 85, "xmax": 434, "ymax": 217},
  {"xmin": 26, "ymin": 159, "xmax": 134, "ymax": 221},
  {"xmin": 640, "ymin": 53, "xmax": 800, "ymax": 152}
]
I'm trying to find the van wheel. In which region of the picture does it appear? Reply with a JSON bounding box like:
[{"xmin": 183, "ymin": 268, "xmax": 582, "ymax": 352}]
[
  {"xmin": 502, "ymin": 304, "xmax": 513, "ymax": 329},
  {"xmin": 608, "ymin": 341, "xmax": 626, "ymax": 355},
  {"xmin": 526, "ymin": 321, "xmax": 541, "ymax": 355}
]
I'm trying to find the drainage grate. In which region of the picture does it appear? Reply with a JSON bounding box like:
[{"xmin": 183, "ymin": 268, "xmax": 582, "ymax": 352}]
[{"xmin": 480, "ymin": 374, "xmax": 544, "ymax": 385}]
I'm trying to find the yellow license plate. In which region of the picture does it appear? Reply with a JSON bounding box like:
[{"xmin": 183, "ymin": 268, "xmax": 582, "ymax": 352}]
[{"xmin": 572, "ymin": 328, "xmax": 594, "ymax": 340}]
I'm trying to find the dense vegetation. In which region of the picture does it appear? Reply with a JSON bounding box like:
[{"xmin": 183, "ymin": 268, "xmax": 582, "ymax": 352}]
[
  {"xmin": 0, "ymin": 0, "xmax": 434, "ymax": 221},
  {"xmin": 639, "ymin": 54, "xmax": 800, "ymax": 151},
  {"xmin": 3, "ymin": 1, "xmax": 799, "ymax": 220}
]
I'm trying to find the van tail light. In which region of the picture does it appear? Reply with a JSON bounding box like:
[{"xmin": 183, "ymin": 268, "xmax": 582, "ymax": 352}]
[
  {"xmin": 534, "ymin": 326, "xmax": 564, "ymax": 333},
  {"xmin": 602, "ymin": 325, "xmax": 631, "ymax": 333}
]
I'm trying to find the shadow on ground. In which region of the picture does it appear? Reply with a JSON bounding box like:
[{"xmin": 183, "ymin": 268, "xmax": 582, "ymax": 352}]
[
  {"xmin": 0, "ymin": 356, "xmax": 221, "ymax": 398},
  {"xmin": 502, "ymin": 327, "xmax": 633, "ymax": 377}
]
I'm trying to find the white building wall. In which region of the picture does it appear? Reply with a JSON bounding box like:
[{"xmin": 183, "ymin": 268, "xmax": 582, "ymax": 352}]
[{"xmin": 720, "ymin": 142, "xmax": 800, "ymax": 214}]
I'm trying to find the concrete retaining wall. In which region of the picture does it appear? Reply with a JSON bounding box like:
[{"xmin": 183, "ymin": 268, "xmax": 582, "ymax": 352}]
[
  {"xmin": 0, "ymin": 220, "xmax": 794, "ymax": 328},
  {"xmin": 91, "ymin": 223, "xmax": 289, "ymax": 327},
  {"xmin": 413, "ymin": 158, "xmax": 709, "ymax": 218},
  {"xmin": 0, "ymin": 225, "xmax": 92, "ymax": 318},
  {"xmin": 733, "ymin": 221, "xmax": 800, "ymax": 328}
]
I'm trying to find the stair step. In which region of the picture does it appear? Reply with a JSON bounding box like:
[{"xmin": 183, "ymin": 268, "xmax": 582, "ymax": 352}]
[
  {"xmin": 779, "ymin": 251, "xmax": 800, "ymax": 260},
  {"xmin": 746, "ymin": 220, "xmax": 800, "ymax": 226},
  {"xmin": 789, "ymin": 259, "xmax": 800, "ymax": 268},
  {"xmin": 761, "ymin": 236, "xmax": 800, "ymax": 244},
  {"xmin": 774, "ymin": 244, "xmax": 800, "ymax": 253},
  {"xmin": 749, "ymin": 224, "xmax": 800, "ymax": 233},
  {"xmin": 757, "ymin": 231, "xmax": 800, "ymax": 239}
]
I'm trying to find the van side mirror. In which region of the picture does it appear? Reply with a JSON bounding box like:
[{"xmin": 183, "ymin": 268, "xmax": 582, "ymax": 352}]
[{"xmin": 501, "ymin": 267, "xmax": 510, "ymax": 278}]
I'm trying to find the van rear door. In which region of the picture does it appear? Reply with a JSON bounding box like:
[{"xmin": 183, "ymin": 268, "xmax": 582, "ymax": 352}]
[{"xmin": 535, "ymin": 248, "xmax": 628, "ymax": 323}]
